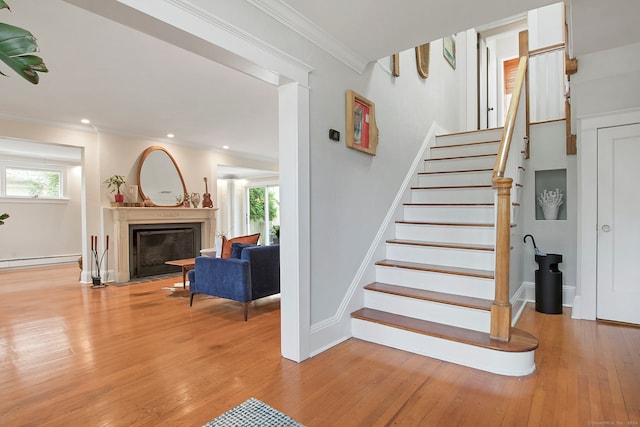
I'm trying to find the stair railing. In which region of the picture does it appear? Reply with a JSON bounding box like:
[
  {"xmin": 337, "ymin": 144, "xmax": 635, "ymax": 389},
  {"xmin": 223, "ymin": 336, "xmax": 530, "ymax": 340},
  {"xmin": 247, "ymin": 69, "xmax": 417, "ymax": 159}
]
[{"xmin": 491, "ymin": 56, "xmax": 528, "ymax": 342}]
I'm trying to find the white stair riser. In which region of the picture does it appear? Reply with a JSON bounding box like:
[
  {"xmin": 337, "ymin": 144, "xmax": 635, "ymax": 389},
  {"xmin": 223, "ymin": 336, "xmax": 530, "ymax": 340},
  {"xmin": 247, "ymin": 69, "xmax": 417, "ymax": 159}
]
[
  {"xmin": 375, "ymin": 265, "xmax": 495, "ymax": 299},
  {"xmin": 364, "ymin": 291, "xmax": 490, "ymax": 333},
  {"xmin": 386, "ymin": 243, "xmax": 495, "ymax": 271},
  {"xmin": 435, "ymin": 128, "xmax": 504, "ymax": 146},
  {"xmin": 395, "ymin": 223, "xmax": 495, "ymax": 246},
  {"xmin": 411, "ymin": 187, "xmax": 494, "ymax": 204},
  {"xmin": 424, "ymin": 156, "xmax": 496, "ymax": 172},
  {"xmin": 404, "ymin": 205, "xmax": 494, "ymax": 223},
  {"xmin": 417, "ymin": 171, "xmax": 492, "ymax": 187},
  {"xmin": 430, "ymin": 141, "xmax": 499, "ymax": 158},
  {"xmin": 351, "ymin": 319, "xmax": 536, "ymax": 376}
]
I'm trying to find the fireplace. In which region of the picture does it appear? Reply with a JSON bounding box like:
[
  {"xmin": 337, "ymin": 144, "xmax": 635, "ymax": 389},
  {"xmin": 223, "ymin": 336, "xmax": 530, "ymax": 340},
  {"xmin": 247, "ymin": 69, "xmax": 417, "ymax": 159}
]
[
  {"xmin": 107, "ymin": 207, "xmax": 217, "ymax": 283},
  {"xmin": 129, "ymin": 223, "xmax": 201, "ymax": 278}
]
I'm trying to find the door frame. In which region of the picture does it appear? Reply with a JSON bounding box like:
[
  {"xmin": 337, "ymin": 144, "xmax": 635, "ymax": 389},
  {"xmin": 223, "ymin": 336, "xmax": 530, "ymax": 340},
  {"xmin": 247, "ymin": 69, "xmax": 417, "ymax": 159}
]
[{"xmin": 574, "ymin": 108, "xmax": 640, "ymax": 320}]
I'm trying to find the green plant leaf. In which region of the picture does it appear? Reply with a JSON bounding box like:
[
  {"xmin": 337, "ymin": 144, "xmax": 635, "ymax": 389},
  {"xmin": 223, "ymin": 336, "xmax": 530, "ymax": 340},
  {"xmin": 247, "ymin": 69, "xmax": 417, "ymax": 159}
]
[
  {"xmin": 0, "ymin": 212, "xmax": 9, "ymax": 225},
  {"xmin": 0, "ymin": 22, "xmax": 48, "ymax": 84},
  {"xmin": 0, "ymin": 2, "xmax": 9, "ymax": 11}
]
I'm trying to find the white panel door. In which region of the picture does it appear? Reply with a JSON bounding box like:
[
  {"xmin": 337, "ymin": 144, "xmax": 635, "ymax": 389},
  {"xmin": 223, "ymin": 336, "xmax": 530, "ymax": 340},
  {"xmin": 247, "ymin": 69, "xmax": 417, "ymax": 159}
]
[{"xmin": 597, "ymin": 123, "xmax": 640, "ymax": 324}]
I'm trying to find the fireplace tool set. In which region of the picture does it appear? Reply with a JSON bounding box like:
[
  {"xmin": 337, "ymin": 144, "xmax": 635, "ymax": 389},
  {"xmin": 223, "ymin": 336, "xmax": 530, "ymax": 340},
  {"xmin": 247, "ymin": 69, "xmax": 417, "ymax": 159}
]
[{"xmin": 90, "ymin": 235, "xmax": 109, "ymax": 288}]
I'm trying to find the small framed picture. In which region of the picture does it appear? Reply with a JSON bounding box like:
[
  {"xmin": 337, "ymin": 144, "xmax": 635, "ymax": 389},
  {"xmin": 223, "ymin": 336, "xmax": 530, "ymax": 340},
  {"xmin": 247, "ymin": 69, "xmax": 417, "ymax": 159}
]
[
  {"xmin": 443, "ymin": 35, "xmax": 456, "ymax": 69},
  {"xmin": 415, "ymin": 43, "xmax": 430, "ymax": 78},
  {"xmin": 345, "ymin": 90, "xmax": 378, "ymax": 156}
]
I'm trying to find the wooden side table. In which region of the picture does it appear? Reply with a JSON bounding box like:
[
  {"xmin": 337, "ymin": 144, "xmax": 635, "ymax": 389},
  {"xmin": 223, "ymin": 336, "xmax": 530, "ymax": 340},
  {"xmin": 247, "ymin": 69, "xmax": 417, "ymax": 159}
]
[{"xmin": 164, "ymin": 258, "xmax": 195, "ymax": 288}]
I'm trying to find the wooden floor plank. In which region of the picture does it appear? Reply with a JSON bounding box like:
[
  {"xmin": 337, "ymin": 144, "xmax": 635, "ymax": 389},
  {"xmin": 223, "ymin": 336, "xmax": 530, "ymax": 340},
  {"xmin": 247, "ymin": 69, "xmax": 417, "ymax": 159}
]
[{"xmin": 0, "ymin": 265, "xmax": 638, "ymax": 426}]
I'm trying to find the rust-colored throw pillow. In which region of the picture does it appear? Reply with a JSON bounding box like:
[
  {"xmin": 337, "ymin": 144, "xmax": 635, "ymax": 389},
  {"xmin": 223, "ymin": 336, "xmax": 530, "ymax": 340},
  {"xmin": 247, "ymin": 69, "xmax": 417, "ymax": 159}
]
[{"xmin": 220, "ymin": 233, "xmax": 260, "ymax": 258}]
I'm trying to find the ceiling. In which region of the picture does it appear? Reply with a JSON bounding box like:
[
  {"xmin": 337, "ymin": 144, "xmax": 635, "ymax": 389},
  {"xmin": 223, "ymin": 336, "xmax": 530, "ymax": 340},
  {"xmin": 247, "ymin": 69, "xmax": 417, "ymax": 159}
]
[{"xmin": 1, "ymin": 0, "xmax": 639, "ymax": 171}]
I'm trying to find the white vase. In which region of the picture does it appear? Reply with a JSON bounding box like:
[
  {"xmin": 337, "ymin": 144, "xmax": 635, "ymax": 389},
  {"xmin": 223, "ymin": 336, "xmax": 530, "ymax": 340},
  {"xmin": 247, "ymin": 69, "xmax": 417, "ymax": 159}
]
[
  {"xmin": 542, "ymin": 204, "xmax": 559, "ymax": 220},
  {"xmin": 128, "ymin": 185, "xmax": 139, "ymax": 203}
]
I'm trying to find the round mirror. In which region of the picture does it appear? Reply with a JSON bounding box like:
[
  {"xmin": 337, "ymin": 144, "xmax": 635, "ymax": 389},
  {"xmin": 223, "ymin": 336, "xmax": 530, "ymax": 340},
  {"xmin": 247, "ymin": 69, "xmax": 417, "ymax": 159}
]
[{"xmin": 137, "ymin": 146, "xmax": 187, "ymax": 207}]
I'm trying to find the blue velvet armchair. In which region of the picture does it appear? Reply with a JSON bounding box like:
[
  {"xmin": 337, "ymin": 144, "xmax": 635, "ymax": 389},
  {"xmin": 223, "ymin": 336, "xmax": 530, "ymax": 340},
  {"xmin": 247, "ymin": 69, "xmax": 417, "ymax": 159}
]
[{"xmin": 187, "ymin": 244, "xmax": 280, "ymax": 320}]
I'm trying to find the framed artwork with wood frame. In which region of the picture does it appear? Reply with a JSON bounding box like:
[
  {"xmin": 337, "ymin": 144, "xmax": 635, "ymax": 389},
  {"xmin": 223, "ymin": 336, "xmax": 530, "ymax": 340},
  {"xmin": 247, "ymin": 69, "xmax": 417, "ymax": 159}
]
[
  {"xmin": 415, "ymin": 43, "xmax": 430, "ymax": 78},
  {"xmin": 443, "ymin": 35, "xmax": 456, "ymax": 69},
  {"xmin": 345, "ymin": 90, "xmax": 379, "ymax": 156}
]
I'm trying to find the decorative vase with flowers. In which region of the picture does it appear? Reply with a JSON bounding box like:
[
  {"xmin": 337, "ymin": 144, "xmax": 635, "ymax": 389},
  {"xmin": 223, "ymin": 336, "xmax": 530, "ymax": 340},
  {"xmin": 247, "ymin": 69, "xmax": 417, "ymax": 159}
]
[
  {"xmin": 104, "ymin": 175, "xmax": 126, "ymax": 203},
  {"xmin": 176, "ymin": 193, "xmax": 191, "ymax": 207}
]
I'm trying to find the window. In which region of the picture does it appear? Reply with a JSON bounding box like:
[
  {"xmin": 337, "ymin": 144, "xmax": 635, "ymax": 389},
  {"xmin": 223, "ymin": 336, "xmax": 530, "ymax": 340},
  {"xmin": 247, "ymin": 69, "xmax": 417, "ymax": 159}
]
[{"xmin": 2, "ymin": 165, "xmax": 65, "ymax": 199}]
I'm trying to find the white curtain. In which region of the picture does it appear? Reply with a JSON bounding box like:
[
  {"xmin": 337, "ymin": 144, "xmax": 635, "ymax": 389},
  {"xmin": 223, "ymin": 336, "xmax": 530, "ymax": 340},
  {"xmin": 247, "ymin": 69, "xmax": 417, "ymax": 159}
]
[{"xmin": 529, "ymin": 49, "xmax": 565, "ymax": 122}]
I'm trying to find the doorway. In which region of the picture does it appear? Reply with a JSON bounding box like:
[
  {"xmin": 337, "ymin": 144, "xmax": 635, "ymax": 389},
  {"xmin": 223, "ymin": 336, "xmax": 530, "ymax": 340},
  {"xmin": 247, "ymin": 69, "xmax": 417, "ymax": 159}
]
[
  {"xmin": 477, "ymin": 20, "xmax": 527, "ymax": 129},
  {"xmin": 596, "ymin": 123, "xmax": 640, "ymax": 325}
]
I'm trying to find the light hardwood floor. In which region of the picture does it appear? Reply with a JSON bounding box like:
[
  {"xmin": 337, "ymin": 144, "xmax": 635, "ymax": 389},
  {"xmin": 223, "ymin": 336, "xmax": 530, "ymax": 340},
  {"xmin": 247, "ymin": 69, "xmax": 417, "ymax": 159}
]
[{"xmin": 0, "ymin": 265, "xmax": 638, "ymax": 426}]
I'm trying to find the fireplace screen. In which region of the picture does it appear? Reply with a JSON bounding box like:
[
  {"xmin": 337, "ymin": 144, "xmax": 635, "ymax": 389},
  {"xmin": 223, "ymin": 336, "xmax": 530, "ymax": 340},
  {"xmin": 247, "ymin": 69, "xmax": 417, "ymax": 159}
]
[{"xmin": 129, "ymin": 223, "xmax": 201, "ymax": 278}]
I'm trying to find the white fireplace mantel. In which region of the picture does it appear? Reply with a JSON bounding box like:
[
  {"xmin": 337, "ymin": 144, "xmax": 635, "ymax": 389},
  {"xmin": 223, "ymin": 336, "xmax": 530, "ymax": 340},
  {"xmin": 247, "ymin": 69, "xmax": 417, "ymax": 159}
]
[{"xmin": 106, "ymin": 207, "xmax": 217, "ymax": 283}]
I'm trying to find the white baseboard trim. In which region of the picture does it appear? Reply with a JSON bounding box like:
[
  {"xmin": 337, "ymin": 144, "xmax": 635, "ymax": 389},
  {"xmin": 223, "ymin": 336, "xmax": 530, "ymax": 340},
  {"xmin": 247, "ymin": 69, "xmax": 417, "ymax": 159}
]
[
  {"xmin": 510, "ymin": 283, "xmax": 528, "ymax": 326},
  {"xmin": 511, "ymin": 280, "xmax": 578, "ymax": 325},
  {"xmin": 0, "ymin": 254, "xmax": 80, "ymax": 270}
]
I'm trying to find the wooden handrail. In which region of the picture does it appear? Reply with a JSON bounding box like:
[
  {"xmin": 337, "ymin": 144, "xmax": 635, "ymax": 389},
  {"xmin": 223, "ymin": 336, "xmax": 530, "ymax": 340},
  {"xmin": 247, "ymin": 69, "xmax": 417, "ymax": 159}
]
[
  {"xmin": 490, "ymin": 55, "xmax": 528, "ymax": 342},
  {"xmin": 529, "ymin": 42, "xmax": 564, "ymax": 57},
  {"xmin": 492, "ymin": 56, "xmax": 527, "ymax": 180}
]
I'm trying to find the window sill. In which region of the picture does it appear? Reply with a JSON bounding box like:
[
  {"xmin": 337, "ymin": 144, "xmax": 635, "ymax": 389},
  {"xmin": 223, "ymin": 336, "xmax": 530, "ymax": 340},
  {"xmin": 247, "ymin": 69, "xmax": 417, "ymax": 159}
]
[{"xmin": 1, "ymin": 196, "xmax": 70, "ymax": 204}]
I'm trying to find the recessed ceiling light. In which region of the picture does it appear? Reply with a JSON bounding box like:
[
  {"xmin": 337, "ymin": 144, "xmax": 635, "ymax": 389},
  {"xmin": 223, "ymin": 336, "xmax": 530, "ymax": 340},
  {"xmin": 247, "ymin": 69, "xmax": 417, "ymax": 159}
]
[
  {"xmin": 81, "ymin": 118, "xmax": 91, "ymax": 124},
  {"xmin": 167, "ymin": 133, "xmax": 175, "ymax": 138},
  {"xmin": 222, "ymin": 145, "xmax": 229, "ymax": 150}
]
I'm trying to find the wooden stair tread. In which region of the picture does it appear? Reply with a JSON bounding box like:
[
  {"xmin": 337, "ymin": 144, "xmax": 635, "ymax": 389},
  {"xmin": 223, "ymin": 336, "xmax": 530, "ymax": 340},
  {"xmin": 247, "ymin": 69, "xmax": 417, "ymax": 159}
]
[
  {"xmin": 386, "ymin": 239, "xmax": 494, "ymax": 251},
  {"xmin": 396, "ymin": 220, "xmax": 494, "ymax": 227},
  {"xmin": 431, "ymin": 139, "xmax": 500, "ymax": 149},
  {"xmin": 351, "ymin": 308, "xmax": 539, "ymax": 353},
  {"xmin": 404, "ymin": 203, "xmax": 493, "ymax": 206},
  {"xmin": 436, "ymin": 127, "xmax": 503, "ymax": 138},
  {"xmin": 418, "ymin": 168, "xmax": 493, "ymax": 175},
  {"xmin": 375, "ymin": 259, "xmax": 494, "ymax": 279},
  {"xmin": 425, "ymin": 153, "xmax": 496, "ymax": 161},
  {"xmin": 411, "ymin": 184, "xmax": 492, "ymax": 190},
  {"xmin": 396, "ymin": 220, "xmax": 516, "ymax": 228},
  {"xmin": 364, "ymin": 282, "xmax": 492, "ymax": 310},
  {"xmin": 403, "ymin": 203, "xmax": 518, "ymax": 207}
]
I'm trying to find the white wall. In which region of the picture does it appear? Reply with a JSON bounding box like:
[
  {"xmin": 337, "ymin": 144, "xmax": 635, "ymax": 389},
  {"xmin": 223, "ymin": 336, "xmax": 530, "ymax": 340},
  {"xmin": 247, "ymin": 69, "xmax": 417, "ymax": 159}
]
[
  {"xmin": 0, "ymin": 119, "xmax": 98, "ymax": 269},
  {"xmin": 521, "ymin": 120, "xmax": 577, "ymax": 291},
  {"xmin": 305, "ymin": 41, "xmax": 466, "ymax": 323},
  {"xmin": 0, "ymin": 157, "xmax": 82, "ymax": 266},
  {"xmin": 0, "ymin": 118, "xmax": 269, "ymax": 276},
  {"xmin": 571, "ymin": 41, "xmax": 640, "ymax": 319}
]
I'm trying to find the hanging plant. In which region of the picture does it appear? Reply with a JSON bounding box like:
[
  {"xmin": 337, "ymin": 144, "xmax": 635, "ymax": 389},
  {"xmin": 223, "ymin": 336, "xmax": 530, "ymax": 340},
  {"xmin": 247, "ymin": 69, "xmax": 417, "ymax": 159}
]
[{"xmin": 0, "ymin": 1, "xmax": 48, "ymax": 84}]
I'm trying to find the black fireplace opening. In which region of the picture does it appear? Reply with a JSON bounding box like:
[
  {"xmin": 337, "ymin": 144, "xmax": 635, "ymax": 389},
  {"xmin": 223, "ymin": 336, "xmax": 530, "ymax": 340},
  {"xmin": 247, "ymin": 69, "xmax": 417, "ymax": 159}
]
[{"xmin": 129, "ymin": 223, "xmax": 202, "ymax": 279}]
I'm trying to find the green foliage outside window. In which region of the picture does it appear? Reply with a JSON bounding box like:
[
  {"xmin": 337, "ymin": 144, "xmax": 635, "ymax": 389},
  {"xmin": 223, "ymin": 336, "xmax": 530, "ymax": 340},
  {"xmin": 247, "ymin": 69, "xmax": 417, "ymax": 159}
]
[
  {"xmin": 6, "ymin": 168, "xmax": 61, "ymax": 198},
  {"xmin": 249, "ymin": 187, "xmax": 278, "ymax": 222}
]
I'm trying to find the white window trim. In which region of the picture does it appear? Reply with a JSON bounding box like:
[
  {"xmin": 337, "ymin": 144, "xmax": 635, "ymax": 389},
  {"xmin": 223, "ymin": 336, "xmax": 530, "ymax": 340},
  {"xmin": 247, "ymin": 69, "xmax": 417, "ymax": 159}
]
[{"xmin": 0, "ymin": 158, "xmax": 70, "ymax": 201}]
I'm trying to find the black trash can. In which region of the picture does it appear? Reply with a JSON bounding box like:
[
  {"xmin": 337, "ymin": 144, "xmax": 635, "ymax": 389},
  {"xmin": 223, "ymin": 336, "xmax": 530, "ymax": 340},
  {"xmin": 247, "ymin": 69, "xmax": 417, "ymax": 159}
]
[{"xmin": 534, "ymin": 253, "xmax": 563, "ymax": 314}]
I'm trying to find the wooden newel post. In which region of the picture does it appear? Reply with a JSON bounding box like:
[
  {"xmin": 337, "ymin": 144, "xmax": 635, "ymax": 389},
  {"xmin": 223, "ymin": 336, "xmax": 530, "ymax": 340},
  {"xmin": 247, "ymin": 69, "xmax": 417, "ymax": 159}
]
[{"xmin": 491, "ymin": 177, "xmax": 513, "ymax": 341}]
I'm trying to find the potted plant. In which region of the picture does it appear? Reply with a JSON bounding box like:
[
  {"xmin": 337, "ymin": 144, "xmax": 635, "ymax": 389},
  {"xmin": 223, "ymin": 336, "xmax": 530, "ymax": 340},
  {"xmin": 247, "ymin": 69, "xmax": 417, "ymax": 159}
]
[
  {"xmin": 104, "ymin": 175, "xmax": 126, "ymax": 202},
  {"xmin": 176, "ymin": 192, "xmax": 190, "ymax": 207}
]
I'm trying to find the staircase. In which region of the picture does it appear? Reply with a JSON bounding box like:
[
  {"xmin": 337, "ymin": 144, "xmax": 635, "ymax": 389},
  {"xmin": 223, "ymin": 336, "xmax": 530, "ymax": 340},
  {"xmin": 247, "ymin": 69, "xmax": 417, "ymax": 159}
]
[{"xmin": 351, "ymin": 127, "xmax": 538, "ymax": 376}]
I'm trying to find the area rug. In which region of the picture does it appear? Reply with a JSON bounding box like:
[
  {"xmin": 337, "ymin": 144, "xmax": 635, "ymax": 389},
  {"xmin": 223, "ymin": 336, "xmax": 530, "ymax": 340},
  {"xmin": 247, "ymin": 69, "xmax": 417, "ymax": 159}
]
[{"xmin": 203, "ymin": 397, "xmax": 304, "ymax": 427}]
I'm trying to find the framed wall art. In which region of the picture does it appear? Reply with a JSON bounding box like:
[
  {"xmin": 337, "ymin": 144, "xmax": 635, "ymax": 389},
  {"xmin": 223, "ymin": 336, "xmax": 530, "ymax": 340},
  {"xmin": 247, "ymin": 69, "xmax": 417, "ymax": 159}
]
[
  {"xmin": 415, "ymin": 43, "xmax": 430, "ymax": 78},
  {"xmin": 391, "ymin": 53, "xmax": 400, "ymax": 77},
  {"xmin": 345, "ymin": 90, "xmax": 378, "ymax": 156},
  {"xmin": 443, "ymin": 35, "xmax": 456, "ymax": 69}
]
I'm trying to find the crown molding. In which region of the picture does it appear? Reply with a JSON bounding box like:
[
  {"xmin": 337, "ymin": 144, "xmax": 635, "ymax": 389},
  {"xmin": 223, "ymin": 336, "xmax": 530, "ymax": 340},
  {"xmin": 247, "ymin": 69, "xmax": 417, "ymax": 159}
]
[
  {"xmin": 168, "ymin": 0, "xmax": 313, "ymax": 74},
  {"xmin": 109, "ymin": 0, "xmax": 312, "ymax": 85},
  {"xmin": 246, "ymin": 0, "xmax": 369, "ymax": 74}
]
